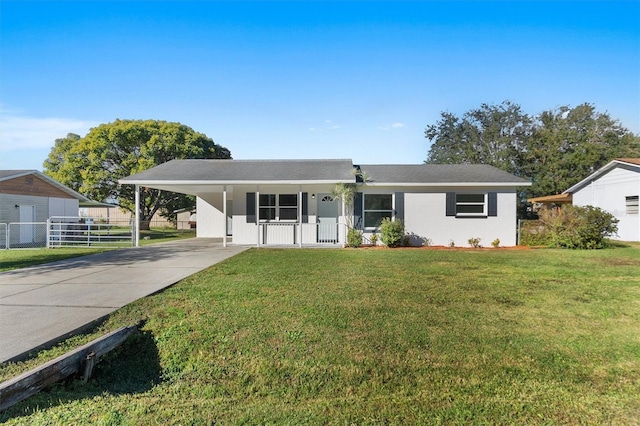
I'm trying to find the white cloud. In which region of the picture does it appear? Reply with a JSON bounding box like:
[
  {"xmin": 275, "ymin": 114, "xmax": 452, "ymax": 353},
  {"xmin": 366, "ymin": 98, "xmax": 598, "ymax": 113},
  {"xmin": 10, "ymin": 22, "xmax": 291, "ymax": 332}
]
[
  {"xmin": 378, "ymin": 122, "xmax": 406, "ymax": 130},
  {"xmin": 0, "ymin": 110, "xmax": 98, "ymax": 151},
  {"xmin": 308, "ymin": 120, "xmax": 342, "ymax": 131}
]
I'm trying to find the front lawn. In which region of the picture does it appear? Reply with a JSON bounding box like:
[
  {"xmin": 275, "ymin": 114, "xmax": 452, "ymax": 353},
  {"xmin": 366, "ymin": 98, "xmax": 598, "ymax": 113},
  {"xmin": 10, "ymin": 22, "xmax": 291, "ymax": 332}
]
[{"xmin": 1, "ymin": 247, "xmax": 639, "ymax": 424}]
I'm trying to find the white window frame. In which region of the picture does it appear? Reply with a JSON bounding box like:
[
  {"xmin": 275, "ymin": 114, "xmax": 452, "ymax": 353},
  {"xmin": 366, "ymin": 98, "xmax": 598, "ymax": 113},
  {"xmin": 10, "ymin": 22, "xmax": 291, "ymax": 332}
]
[
  {"xmin": 455, "ymin": 193, "xmax": 487, "ymax": 217},
  {"xmin": 259, "ymin": 193, "xmax": 299, "ymax": 222},
  {"xmin": 626, "ymin": 195, "xmax": 639, "ymax": 215},
  {"xmin": 363, "ymin": 193, "xmax": 393, "ymax": 229}
]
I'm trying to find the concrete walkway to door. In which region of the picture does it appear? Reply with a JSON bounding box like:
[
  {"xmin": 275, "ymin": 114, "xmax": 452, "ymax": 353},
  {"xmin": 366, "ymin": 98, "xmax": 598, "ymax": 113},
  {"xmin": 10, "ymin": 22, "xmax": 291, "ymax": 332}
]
[{"xmin": 0, "ymin": 239, "xmax": 249, "ymax": 364}]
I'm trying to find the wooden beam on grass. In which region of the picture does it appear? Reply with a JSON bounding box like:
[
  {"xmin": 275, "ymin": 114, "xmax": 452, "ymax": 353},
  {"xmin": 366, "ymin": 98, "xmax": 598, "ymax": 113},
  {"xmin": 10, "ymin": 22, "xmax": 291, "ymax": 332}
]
[{"xmin": 0, "ymin": 325, "xmax": 137, "ymax": 412}]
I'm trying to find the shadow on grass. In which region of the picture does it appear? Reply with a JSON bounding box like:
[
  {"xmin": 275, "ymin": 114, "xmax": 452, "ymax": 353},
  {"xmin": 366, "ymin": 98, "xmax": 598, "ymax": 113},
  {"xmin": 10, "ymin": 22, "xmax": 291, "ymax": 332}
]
[{"xmin": 0, "ymin": 329, "xmax": 162, "ymax": 422}]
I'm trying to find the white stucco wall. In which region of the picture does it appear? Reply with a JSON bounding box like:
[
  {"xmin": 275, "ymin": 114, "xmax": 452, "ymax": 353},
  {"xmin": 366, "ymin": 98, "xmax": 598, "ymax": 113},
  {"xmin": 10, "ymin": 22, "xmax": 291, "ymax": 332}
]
[
  {"xmin": 374, "ymin": 186, "xmax": 519, "ymax": 247},
  {"xmin": 193, "ymin": 184, "xmax": 522, "ymax": 246},
  {"xmin": 196, "ymin": 194, "xmax": 226, "ymax": 238},
  {"xmin": 572, "ymin": 166, "xmax": 640, "ymax": 241}
]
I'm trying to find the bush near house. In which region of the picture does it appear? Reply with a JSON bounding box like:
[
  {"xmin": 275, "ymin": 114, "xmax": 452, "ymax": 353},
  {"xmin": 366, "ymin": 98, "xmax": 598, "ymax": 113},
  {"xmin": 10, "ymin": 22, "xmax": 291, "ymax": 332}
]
[
  {"xmin": 379, "ymin": 218, "xmax": 405, "ymax": 247},
  {"xmin": 521, "ymin": 205, "xmax": 618, "ymax": 249}
]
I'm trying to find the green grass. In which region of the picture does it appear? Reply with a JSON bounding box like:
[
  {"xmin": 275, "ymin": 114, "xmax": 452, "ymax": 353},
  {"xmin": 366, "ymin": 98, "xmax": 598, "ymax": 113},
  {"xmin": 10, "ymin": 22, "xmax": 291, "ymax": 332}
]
[{"xmin": 1, "ymin": 246, "xmax": 639, "ymax": 424}]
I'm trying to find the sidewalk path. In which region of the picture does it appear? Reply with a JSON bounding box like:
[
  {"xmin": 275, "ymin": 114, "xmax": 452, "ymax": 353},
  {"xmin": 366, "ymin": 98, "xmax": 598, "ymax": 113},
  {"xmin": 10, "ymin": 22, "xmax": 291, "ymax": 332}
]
[{"xmin": 0, "ymin": 239, "xmax": 249, "ymax": 364}]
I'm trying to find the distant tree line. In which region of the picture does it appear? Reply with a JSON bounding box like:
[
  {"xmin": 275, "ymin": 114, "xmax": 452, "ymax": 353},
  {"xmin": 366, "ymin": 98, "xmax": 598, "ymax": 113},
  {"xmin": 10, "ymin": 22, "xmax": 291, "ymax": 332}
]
[{"xmin": 424, "ymin": 101, "xmax": 640, "ymax": 217}]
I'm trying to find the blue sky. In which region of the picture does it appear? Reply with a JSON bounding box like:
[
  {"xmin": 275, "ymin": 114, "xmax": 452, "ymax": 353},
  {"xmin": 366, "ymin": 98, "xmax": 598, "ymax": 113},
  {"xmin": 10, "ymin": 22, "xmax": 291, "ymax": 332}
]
[{"xmin": 1, "ymin": 1, "xmax": 639, "ymax": 171}]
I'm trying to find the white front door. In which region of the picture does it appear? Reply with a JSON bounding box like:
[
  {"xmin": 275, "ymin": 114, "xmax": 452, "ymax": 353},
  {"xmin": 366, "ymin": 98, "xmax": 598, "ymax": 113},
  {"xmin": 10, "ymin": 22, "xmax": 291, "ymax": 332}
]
[
  {"xmin": 19, "ymin": 205, "xmax": 35, "ymax": 243},
  {"xmin": 317, "ymin": 194, "xmax": 339, "ymax": 243}
]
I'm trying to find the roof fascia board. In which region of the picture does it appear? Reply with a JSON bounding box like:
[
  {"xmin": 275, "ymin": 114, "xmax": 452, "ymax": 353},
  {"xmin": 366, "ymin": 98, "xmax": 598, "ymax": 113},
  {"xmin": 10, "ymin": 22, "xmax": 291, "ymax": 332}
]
[
  {"xmin": 365, "ymin": 181, "xmax": 531, "ymax": 187},
  {"xmin": 118, "ymin": 179, "xmax": 355, "ymax": 186},
  {"xmin": 0, "ymin": 170, "xmax": 36, "ymax": 183}
]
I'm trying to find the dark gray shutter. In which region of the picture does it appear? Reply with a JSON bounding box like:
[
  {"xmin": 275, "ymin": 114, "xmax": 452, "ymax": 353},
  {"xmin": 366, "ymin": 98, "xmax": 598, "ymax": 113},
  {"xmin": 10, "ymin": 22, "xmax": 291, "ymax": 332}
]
[
  {"xmin": 488, "ymin": 192, "xmax": 497, "ymax": 217},
  {"xmin": 394, "ymin": 192, "xmax": 404, "ymax": 221},
  {"xmin": 446, "ymin": 192, "xmax": 456, "ymax": 216},
  {"xmin": 354, "ymin": 192, "xmax": 363, "ymax": 229},
  {"xmin": 246, "ymin": 192, "xmax": 256, "ymax": 223},
  {"xmin": 302, "ymin": 193, "xmax": 308, "ymax": 223}
]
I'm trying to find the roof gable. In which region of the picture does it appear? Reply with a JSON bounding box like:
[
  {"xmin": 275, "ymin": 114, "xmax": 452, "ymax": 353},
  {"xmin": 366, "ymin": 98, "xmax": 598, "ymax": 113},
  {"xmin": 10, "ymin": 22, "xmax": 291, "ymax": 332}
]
[
  {"xmin": 0, "ymin": 170, "xmax": 91, "ymax": 201},
  {"xmin": 564, "ymin": 159, "xmax": 640, "ymax": 194}
]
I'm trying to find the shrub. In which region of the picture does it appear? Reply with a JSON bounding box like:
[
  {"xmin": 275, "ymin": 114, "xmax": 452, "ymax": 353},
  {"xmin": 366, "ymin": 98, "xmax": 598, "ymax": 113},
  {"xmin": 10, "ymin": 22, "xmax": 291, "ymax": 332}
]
[
  {"xmin": 535, "ymin": 205, "xmax": 618, "ymax": 249},
  {"xmin": 468, "ymin": 237, "xmax": 482, "ymax": 248},
  {"xmin": 491, "ymin": 238, "xmax": 500, "ymax": 248},
  {"xmin": 346, "ymin": 228, "xmax": 363, "ymax": 248},
  {"xmin": 370, "ymin": 233, "xmax": 378, "ymax": 246},
  {"xmin": 379, "ymin": 218, "xmax": 405, "ymax": 248}
]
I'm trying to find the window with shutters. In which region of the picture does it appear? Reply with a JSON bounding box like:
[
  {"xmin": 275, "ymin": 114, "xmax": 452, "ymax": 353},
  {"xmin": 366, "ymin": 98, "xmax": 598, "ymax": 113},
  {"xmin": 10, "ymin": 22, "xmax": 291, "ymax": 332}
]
[
  {"xmin": 456, "ymin": 193, "xmax": 486, "ymax": 216},
  {"xmin": 259, "ymin": 194, "xmax": 298, "ymax": 221},
  {"xmin": 447, "ymin": 192, "xmax": 496, "ymax": 217}
]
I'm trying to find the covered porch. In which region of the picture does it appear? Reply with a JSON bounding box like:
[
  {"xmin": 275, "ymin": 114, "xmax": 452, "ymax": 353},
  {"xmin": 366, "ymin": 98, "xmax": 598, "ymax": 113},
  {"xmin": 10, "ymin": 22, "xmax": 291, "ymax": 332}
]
[{"xmin": 119, "ymin": 159, "xmax": 357, "ymax": 247}]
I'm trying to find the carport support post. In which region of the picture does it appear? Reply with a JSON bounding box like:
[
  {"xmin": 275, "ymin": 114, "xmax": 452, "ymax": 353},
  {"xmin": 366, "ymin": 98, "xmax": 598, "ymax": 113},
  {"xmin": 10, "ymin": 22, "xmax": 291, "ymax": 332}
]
[
  {"xmin": 223, "ymin": 186, "xmax": 227, "ymax": 248},
  {"xmin": 134, "ymin": 185, "xmax": 140, "ymax": 247},
  {"xmin": 256, "ymin": 187, "xmax": 260, "ymax": 248},
  {"xmin": 298, "ymin": 186, "xmax": 302, "ymax": 248}
]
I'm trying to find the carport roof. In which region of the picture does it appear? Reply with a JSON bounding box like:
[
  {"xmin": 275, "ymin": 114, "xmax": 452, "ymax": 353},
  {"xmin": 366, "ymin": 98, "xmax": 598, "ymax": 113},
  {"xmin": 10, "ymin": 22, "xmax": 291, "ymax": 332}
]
[{"xmin": 119, "ymin": 159, "xmax": 358, "ymax": 185}]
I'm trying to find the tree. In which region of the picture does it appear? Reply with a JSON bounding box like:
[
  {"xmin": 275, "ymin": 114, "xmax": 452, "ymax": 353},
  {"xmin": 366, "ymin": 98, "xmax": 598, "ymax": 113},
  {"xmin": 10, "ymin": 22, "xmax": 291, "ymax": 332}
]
[
  {"xmin": 519, "ymin": 104, "xmax": 640, "ymax": 200},
  {"xmin": 425, "ymin": 101, "xmax": 532, "ymax": 175},
  {"xmin": 425, "ymin": 102, "xmax": 640, "ymax": 217},
  {"xmin": 44, "ymin": 119, "xmax": 231, "ymax": 228}
]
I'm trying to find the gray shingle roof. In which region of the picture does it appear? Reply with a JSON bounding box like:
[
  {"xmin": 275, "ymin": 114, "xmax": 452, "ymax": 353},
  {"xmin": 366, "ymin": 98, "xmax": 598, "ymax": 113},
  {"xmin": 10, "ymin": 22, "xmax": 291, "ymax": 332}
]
[
  {"xmin": 120, "ymin": 159, "xmax": 357, "ymax": 183},
  {"xmin": 358, "ymin": 164, "xmax": 530, "ymax": 185}
]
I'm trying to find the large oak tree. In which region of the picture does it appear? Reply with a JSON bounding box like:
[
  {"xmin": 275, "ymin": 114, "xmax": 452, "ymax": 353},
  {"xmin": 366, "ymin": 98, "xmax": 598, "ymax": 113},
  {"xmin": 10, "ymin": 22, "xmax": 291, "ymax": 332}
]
[{"xmin": 44, "ymin": 119, "xmax": 231, "ymax": 227}]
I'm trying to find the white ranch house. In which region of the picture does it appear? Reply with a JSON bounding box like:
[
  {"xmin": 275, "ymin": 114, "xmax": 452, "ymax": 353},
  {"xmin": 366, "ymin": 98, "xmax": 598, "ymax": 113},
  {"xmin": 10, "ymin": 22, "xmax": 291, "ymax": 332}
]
[{"xmin": 120, "ymin": 159, "xmax": 531, "ymax": 247}]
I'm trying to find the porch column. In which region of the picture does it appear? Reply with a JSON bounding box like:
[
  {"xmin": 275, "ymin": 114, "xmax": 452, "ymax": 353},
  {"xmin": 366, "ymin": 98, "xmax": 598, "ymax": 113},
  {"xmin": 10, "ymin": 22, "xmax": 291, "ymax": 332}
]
[
  {"xmin": 256, "ymin": 186, "xmax": 260, "ymax": 248},
  {"xmin": 134, "ymin": 185, "xmax": 140, "ymax": 247},
  {"xmin": 223, "ymin": 186, "xmax": 227, "ymax": 247},
  {"xmin": 298, "ymin": 185, "xmax": 303, "ymax": 248}
]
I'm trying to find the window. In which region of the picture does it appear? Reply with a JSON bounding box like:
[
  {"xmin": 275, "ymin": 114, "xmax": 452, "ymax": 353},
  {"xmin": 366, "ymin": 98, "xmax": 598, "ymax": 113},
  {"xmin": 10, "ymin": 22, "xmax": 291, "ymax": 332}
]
[
  {"xmin": 456, "ymin": 193, "xmax": 486, "ymax": 215},
  {"xmin": 259, "ymin": 193, "xmax": 298, "ymax": 221},
  {"xmin": 446, "ymin": 192, "xmax": 497, "ymax": 217},
  {"xmin": 364, "ymin": 194, "xmax": 393, "ymax": 228},
  {"xmin": 626, "ymin": 196, "xmax": 639, "ymax": 215},
  {"xmin": 278, "ymin": 194, "xmax": 298, "ymax": 220}
]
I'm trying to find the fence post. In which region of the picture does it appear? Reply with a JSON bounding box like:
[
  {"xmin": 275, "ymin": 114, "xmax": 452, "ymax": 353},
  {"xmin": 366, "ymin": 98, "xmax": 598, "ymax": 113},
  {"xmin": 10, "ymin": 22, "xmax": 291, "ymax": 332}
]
[{"xmin": 46, "ymin": 218, "xmax": 51, "ymax": 249}]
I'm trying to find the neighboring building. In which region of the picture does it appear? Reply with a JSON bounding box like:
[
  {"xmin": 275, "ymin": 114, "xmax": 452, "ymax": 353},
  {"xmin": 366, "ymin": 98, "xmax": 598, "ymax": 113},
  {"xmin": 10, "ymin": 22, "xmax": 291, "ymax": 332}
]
[
  {"xmin": 564, "ymin": 159, "xmax": 640, "ymax": 242},
  {"xmin": 0, "ymin": 170, "xmax": 90, "ymax": 246},
  {"xmin": 120, "ymin": 159, "xmax": 530, "ymax": 247}
]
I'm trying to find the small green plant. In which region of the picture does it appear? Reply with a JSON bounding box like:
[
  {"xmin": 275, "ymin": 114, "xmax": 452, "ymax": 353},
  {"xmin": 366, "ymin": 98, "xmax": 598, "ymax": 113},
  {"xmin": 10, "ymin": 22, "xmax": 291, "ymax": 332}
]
[
  {"xmin": 468, "ymin": 237, "xmax": 481, "ymax": 248},
  {"xmin": 379, "ymin": 218, "xmax": 405, "ymax": 247},
  {"xmin": 347, "ymin": 228, "xmax": 363, "ymax": 248},
  {"xmin": 448, "ymin": 240, "xmax": 455, "ymax": 248},
  {"xmin": 370, "ymin": 233, "xmax": 378, "ymax": 246},
  {"xmin": 401, "ymin": 235, "xmax": 411, "ymax": 247},
  {"xmin": 491, "ymin": 238, "xmax": 500, "ymax": 248}
]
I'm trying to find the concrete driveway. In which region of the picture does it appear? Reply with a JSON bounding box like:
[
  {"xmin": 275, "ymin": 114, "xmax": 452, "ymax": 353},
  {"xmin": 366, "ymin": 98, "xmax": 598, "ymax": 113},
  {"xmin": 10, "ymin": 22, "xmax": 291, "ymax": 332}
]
[{"xmin": 0, "ymin": 239, "xmax": 249, "ymax": 364}]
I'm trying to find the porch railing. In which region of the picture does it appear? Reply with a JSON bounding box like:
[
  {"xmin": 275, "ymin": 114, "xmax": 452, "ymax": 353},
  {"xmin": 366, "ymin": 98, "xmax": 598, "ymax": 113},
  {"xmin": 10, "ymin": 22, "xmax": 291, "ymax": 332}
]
[{"xmin": 259, "ymin": 222, "xmax": 346, "ymax": 246}]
